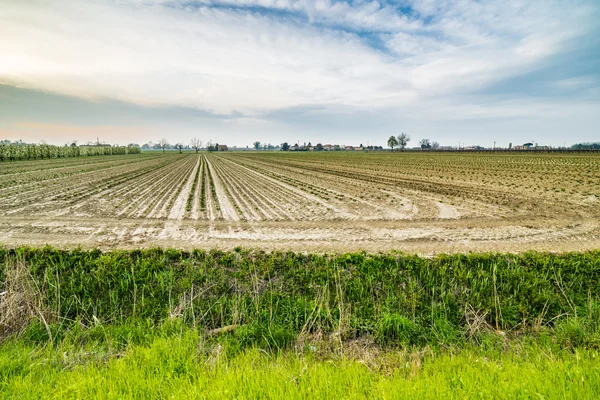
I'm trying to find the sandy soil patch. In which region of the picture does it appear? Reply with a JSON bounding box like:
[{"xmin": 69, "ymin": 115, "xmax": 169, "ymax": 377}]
[{"xmin": 436, "ymin": 202, "xmax": 460, "ymax": 219}]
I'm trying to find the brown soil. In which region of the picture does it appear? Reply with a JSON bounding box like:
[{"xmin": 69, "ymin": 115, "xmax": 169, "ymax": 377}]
[{"xmin": 1, "ymin": 152, "xmax": 599, "ymax": 254}]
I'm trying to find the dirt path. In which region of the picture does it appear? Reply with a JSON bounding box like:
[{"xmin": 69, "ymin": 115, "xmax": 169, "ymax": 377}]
[
  {"xmin": 202, "ymin": 157, "xmax": 217, "ymax": 221},
  {"xmin": 2, "ymin": 214, "xmax": 599, "ymax": 254},
  {"xmin": 204, "ymin": 156, "xmax": 239, "ymax": 221},
  {"xmin": 168, "ymin": 155, "xmax": 201, "ymax": 220},
  {"xmin": 190, "ymin": 157, "xmax": 203, "ymax": 220}
]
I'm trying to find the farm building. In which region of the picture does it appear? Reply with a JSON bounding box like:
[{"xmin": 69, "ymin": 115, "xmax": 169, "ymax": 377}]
[
  {"xmin": 513, "ymin": 143, "xmax": 533, "ymax": 150},
  {"xmin": 217, "ymin": 144, "xmax": 228, "ymax": 151},
  {"xmin": 80, "ymin": 143, "xmax": 112, "ymax": 148},
  {"xmin": 513, "ymin": 143, "xmax": 551, "ymax": 151}
]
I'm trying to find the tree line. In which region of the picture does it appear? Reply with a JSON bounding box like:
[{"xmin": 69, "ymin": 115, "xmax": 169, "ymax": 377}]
[
  {"xmin": 571, "ymin": 142, "xmax": 600, "ymax": 150},
  {"xmin": 142, "ymin": 138, "xmax": 228, "ymax": 153},
  {"xmin": 386, "ymin": 133, "xmax": 439, "ymax": 151}
]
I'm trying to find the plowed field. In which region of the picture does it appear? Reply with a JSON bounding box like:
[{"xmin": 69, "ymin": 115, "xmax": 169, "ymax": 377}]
[{"xmin": 1, "ymin": 152, "xmax": 599, "ymax": 252}]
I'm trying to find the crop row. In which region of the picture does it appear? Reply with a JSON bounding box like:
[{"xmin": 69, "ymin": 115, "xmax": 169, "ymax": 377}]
[
  {"xmin": 0, "ymin": 156, "xmax": 177, "ymax": 214},
  {"xmin": 113, "ymin": 155, "xmax": 197, "ymax": 218},
  {"xmin": 0, "ymin": 154, "xmax": 165, "ymax": 191},
  {"xmin": 223, "ymin": 154, "xmax": 446, "ymax": 219},
  {"xmin": 240, "ymin": 152, "xmax": 600, "ymax": 201},
  {"xmin": 3, "ymin": 152, "xmax": 597, "ymax": 226},
  {"xmin": 225, "ymin": 152, "xmax": 593, "ymax": 218}
]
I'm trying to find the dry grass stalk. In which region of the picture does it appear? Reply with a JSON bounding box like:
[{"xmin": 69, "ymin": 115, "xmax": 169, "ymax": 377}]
[
  {"xmin": 464, "ymin": 304, "xmax": 492, "ymax": 340},
  {"xmin": 207, "ymin": 324, "xmax": 239, "ymax": 336},
  {"xmin": 0, "ymin": 257, "xmax": 53, "ymax": 341}
]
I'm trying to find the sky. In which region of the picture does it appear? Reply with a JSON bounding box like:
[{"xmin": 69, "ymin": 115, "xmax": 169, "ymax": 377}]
[{"xmin": 0, "ymin": 0, "xmax": 599, "ymax": 148}]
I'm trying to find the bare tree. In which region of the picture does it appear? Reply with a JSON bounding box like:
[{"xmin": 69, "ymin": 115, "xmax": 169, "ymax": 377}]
[
  {"xmin": 431, "ymin": 141, "xmax": 440, "ymax": 150},
  {"xmin": 419, "ymin": 138, "xmax": 431, "ymax": 150},
  {"xmin": 158, "ymin": 138, "xmax": 169, "ymax": 153},
  {"xmin": 387, "ymin": 135, "xmax": 399, "ymax": 152},
  {"xmin": 190, "ymin": 138, "xmax": 202, "ymax": 153},
  {"xmin": 175, "ymin": 143, "xmax": 184, "ymax": 153},
  {"xmin": 397, "ymin": 132, "xmax": 410, "ymax": 151}
]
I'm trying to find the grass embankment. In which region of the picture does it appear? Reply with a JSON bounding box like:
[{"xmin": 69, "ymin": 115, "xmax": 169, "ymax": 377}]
[{"xmin": 1, "ymin": 248, "xmax": 600, "ymax": 398}]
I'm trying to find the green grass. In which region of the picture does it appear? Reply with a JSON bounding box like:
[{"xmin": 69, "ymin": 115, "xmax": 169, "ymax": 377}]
[
  {"xmin": 1, "ymin": 247, "xmax": 600, "ymax": 398},
  {"xmin": 1, "ymin": 324, "xmax": 599, "ymax": 399},
  {"xmin": 2, "ymin": 247, "xmax": 599, "ymax": 345}
]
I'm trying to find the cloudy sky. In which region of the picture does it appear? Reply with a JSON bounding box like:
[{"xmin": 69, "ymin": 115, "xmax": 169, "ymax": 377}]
[{"xmin": 1, "ymin": 0, "xmax": 598, "ymax": 147}]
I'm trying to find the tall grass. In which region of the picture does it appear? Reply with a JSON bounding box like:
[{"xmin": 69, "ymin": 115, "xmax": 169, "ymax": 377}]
[
  {"xmin": 2, "ymin": 248, "xmax": 600, "ymax": 398},
  {"xmin": 1, "ymin": 247, "xmax": 599, "ymax": 350}
]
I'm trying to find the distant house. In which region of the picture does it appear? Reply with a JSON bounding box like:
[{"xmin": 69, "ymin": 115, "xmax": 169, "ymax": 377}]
[
  {"xmin": 217, "ymin": 144, "xmax": 228, "ymax": 151},
  {"xmin": 513, "ymin": 143, "xmax": 539, "ymax": 151},
  {"xmin": 344, "ymin": 146, "xmax": 354, "ymax": 151},
  {"xmin": 354, "ymin": 147, "xmax": 363, "ymax": 151},
  {"xmin": 308, "ymin": 146, "xmax": 315, "ymax": 151},
  {"xmin": 323, "ymin": 144, "xmax": 334, "ymax": 151},
  {"xmin": 463, "ymin": 145, "xmax": 484, "ymax": 151}
]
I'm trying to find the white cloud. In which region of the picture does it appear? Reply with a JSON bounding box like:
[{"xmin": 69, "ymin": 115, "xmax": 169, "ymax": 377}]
[
  {"xmin": 0, "ymin": 0, "xmax": 598, "ymax": 127},
  {"xmin": 2, "ymin": 1, "xmax": 406, "ymax": 112}
]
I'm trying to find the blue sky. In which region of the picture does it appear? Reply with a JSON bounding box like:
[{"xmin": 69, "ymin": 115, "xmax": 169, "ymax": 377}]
[{"xmin": 0, "ymin": 0, "xmax": 598, "ymax": 147}]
